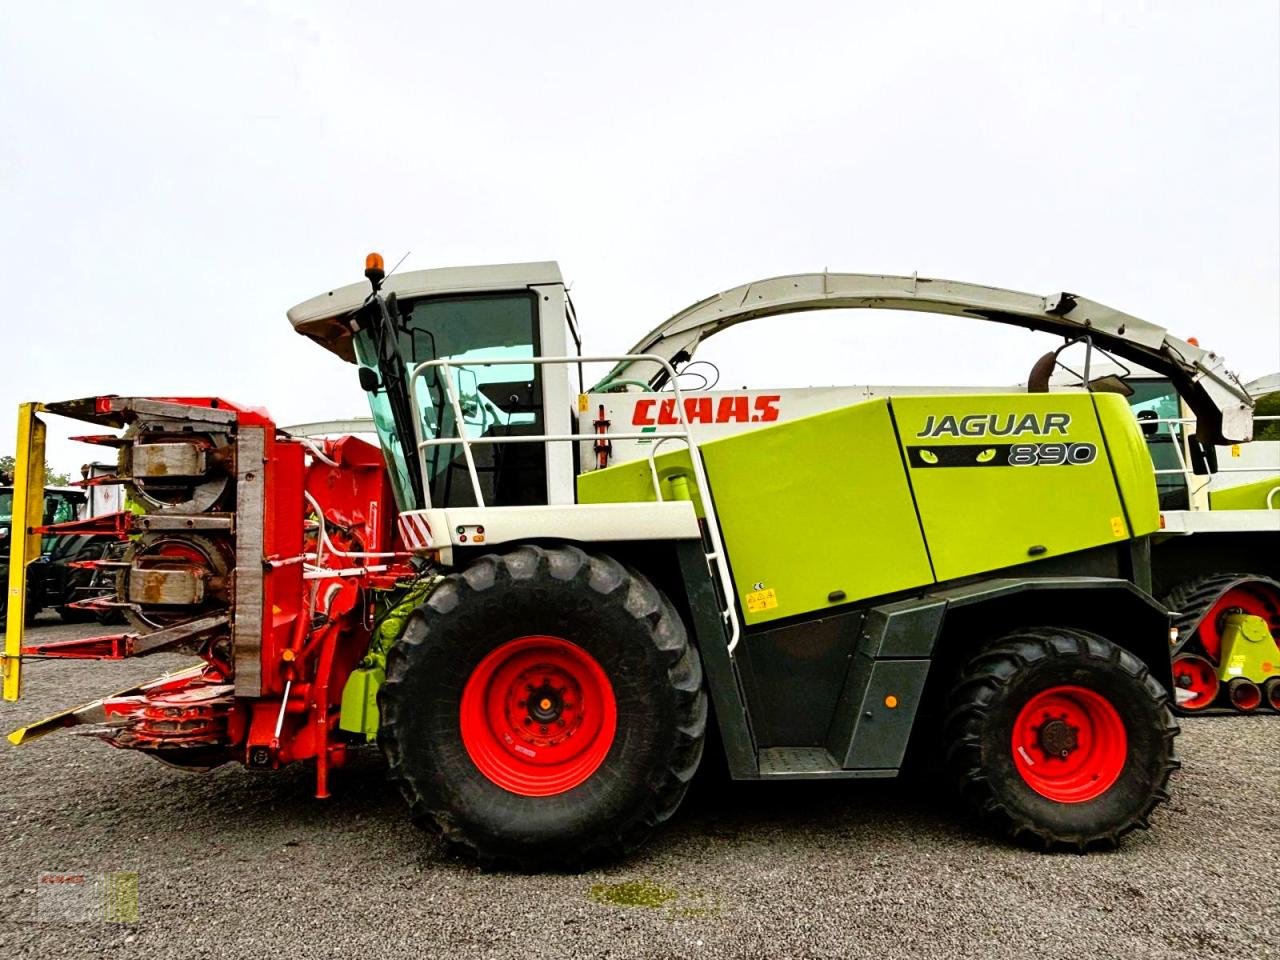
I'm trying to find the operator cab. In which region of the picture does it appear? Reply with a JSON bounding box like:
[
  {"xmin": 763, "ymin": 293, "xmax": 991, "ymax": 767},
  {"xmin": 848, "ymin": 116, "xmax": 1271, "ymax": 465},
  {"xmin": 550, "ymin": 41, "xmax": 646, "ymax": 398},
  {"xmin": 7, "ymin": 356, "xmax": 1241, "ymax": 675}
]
[{"xmin": 287, "ymin": 260, "xmax": 579, "ymax": 511}]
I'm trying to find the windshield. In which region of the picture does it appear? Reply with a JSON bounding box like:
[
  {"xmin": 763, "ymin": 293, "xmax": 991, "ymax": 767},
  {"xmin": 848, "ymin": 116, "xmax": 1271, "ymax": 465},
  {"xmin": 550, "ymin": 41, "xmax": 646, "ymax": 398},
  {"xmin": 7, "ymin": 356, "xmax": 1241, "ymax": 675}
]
[
  {"xmin": 1127, "ymin": 378, "xmax": 1189, "ymax": 509},
  {"xmin": 0, "ymin": 489, "xmax": 11, "ymax": 524},
  {"xmin": 44, "ymin": 492, "xmax": 80, "ymax": 525},
  {"xmin": 354, "ymin": 292, "xmax": 545, "ymax": 510}
]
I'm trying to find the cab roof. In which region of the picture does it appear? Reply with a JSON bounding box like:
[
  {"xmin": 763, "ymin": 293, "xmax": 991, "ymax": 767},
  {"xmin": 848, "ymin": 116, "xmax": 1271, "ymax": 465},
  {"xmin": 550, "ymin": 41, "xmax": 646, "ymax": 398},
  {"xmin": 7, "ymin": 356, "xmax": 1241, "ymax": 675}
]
[{"xmin": 287, "ymin": 261, "xmax": 563, "ymax": 363}]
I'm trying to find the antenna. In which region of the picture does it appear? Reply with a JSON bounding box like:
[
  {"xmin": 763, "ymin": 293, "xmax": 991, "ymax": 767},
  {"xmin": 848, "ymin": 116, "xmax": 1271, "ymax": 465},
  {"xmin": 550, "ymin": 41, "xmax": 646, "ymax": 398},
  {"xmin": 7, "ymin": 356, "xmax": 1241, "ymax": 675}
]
[{"xmin": 384, "ymin": 250, "xmax": 411, "ymax": 280}]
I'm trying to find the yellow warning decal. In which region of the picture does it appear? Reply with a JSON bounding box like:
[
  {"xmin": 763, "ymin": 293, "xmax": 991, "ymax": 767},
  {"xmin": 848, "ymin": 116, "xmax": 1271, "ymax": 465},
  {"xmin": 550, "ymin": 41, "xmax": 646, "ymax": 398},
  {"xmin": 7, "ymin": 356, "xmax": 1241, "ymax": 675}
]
[
  {"xmin": 745, "ymin": 587, "xmax": 777, "ymax": 613},
  {"xmin": 1226, "ymin": 654, "xmax": 1245, "ymax": 677},
  {"xmin": 1109, "ymin": 516, "xmax": 1126, "ymax": 538},
  {"xmin": 578, "ymin": 393, "xmax": 589, "ymax": 413}
]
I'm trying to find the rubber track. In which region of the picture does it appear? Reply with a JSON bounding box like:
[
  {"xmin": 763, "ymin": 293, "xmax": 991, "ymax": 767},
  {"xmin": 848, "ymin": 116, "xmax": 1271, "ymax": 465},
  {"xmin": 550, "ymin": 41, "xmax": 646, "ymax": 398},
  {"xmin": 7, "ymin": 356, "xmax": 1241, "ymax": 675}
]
[{"xmin": 1164, "ymin": 573, "xmax": 1280, "ymax": 655}]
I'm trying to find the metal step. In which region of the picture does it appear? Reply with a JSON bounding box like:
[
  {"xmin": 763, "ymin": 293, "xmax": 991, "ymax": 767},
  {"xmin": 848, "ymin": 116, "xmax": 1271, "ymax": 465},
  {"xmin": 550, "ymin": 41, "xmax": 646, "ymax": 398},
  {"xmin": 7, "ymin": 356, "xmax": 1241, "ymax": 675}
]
[{"xmin": 756, "ymin": 746, "xmax": 896, "ymax": 780}]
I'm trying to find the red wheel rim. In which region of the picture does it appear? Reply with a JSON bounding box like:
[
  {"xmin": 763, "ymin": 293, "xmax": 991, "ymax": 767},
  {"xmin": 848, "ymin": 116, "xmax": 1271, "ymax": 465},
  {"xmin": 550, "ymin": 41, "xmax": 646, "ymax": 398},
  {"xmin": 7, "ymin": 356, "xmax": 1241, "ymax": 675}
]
[
  {"xmin": 1172, "ymin": 654, "xmax": 1220, "ymax": 711},
  {"xmin": 1011, "ymin": 685, "xmax": 1127, "ymax": 803},
  {"xmin": 1195, "ymin": 585, "xmax": 1280, "ymax": 661},
  {"xmin": 459, "ymin": 635, "xmax": 616, "ymax": 797}
]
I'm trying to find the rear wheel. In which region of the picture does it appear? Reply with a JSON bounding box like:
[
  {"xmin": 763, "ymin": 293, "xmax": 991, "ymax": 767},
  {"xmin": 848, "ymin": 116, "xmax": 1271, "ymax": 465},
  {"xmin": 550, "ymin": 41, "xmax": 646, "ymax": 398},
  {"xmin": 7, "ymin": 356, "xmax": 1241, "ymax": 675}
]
[
  {"xmin": 379, "ymin": 544, "xmax": 706, "ymax": 869},
  {"xmin": 945, "ymin": 627, "xmax": 1178, "ymax": 850}
]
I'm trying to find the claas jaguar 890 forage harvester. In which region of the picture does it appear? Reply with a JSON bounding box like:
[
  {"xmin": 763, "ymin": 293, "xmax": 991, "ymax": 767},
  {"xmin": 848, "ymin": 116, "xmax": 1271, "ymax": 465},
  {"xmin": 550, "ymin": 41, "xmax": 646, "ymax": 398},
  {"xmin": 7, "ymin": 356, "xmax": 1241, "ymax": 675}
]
[{"xmin": 4, "ymin": 256, "xmax": 1271, "ymax": 868}]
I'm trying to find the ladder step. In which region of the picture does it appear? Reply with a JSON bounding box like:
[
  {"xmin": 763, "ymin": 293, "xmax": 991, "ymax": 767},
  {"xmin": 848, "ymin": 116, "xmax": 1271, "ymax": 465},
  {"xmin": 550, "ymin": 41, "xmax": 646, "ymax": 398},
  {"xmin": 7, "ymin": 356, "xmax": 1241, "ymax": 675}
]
[{"xmin": 757, "ymin": 746, "xmax": 896, "ymax": 780}]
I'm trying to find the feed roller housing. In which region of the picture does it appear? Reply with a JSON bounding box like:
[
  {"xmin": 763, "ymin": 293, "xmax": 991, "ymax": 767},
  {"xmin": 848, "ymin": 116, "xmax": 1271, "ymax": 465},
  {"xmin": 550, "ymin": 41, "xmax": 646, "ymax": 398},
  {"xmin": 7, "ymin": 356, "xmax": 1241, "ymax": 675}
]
[{"xmin": 579, "ymin": 392, "xmax": 1159, "ymax": 625}]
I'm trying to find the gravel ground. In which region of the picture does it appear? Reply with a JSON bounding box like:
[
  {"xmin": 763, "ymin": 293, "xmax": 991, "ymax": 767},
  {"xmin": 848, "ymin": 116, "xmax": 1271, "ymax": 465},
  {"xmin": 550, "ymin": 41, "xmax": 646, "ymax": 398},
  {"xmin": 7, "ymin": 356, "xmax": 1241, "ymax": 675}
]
[{"xmin": 1, "ymin": 615, "xmax": 1277, "ymax": 960}]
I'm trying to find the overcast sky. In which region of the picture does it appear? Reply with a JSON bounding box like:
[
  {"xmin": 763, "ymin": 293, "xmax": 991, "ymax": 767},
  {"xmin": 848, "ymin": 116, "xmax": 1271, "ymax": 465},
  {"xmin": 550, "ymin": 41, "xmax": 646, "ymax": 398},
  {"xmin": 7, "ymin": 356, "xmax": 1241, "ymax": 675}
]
[{"xmin": 2, "ymin": 1, "xmax": 1277, "ymax": 473}]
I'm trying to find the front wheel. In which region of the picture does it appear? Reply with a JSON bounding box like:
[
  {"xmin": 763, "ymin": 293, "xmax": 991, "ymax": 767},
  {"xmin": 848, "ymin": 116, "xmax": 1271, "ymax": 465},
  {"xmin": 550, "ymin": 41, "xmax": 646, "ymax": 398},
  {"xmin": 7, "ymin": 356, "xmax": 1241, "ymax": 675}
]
[
  {"xmin": 944, "ymin": 627, "xmax": 1179, "ymax": 850},
  {"xmin": 379, "ymin": 545, "xmax": 706, "ymax": 869}
]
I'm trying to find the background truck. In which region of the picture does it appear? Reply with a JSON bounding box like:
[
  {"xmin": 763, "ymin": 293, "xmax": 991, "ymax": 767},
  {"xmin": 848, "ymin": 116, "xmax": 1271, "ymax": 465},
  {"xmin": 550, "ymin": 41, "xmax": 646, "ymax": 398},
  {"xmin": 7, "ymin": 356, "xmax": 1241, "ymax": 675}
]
[{"xmin": 4, "ymin": 260, "xmax": 1268, "ymax": 868}]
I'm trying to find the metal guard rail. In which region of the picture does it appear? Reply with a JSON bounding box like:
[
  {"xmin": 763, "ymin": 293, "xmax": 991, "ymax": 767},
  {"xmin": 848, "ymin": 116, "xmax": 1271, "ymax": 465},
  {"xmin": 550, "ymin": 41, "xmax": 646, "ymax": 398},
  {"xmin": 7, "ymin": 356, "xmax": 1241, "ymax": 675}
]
[
  {"xmin": 408, "ymin": 354, "xmax": 743, "ymax": 654},
  {"xmin": 1146, "ymin": 414, "xmax": 1279, "ymax": 507}
]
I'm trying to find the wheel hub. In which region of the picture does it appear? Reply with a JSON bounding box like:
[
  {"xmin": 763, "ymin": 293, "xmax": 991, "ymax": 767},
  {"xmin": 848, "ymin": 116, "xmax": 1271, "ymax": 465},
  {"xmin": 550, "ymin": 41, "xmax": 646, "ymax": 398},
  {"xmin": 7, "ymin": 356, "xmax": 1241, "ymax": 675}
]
[
  {"xmin": 1034, "ymin": 715, "xmax": 1079, "ymax": 759},
  {"xmin": 507, "ymin": 666, "xmax": 582, "ymax": 746},
  {"xmin": 1011, "ymin": 685, "xmax": 1127, "ymax": 803}
]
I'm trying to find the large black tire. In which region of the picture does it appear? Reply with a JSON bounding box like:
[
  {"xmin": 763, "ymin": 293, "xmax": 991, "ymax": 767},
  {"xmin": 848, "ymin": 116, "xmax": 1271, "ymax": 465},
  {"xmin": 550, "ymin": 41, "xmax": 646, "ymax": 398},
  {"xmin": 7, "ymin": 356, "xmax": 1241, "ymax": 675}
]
[
  {"xmin": 379, "ymin": 544, "xmax": 706, "ymax": 869},
  {"xmin": 944, "ymin": 627, "xmax": 1179, "ymax": 851}
]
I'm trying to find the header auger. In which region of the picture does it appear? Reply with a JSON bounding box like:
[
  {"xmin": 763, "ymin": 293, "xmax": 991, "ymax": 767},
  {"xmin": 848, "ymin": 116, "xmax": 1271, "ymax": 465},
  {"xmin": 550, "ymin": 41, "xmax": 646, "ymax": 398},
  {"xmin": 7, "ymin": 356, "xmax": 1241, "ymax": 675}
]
[{"xmin": 4, "ymin": 256, "xmax": 1274, "ymax": 869}]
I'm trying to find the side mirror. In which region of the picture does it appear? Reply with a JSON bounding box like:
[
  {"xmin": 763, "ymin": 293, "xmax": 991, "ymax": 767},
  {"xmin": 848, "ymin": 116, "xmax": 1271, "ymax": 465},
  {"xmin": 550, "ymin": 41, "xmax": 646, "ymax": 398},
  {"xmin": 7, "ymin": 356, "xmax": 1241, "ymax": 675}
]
[
  {"xmin": 1188, "ymin": 437, "xmax": 1219, "ymax": 476},
  {"xmin": 358, "ymin": 367, "xmax": 381, "ymax": 392},
  {"xmin": 1135, "ymin": 409, "xmax": 1159, "ymax": 437}
]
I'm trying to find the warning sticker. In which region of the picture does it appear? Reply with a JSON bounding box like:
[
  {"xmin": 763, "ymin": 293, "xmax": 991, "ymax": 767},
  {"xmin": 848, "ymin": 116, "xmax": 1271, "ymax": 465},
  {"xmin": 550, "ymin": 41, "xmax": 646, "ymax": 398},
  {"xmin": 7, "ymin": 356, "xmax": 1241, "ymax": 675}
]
[
  {"xmin": 1226, "ymin": 654, "xmax": 1245, "ymax": 678},
  {"xmin": 1109, "ymin": 516, "xmax": 1126, "ymax": 538},
  {"xmin": 745, "ymin": 587, "xmax": 778, "ymax": 613}
]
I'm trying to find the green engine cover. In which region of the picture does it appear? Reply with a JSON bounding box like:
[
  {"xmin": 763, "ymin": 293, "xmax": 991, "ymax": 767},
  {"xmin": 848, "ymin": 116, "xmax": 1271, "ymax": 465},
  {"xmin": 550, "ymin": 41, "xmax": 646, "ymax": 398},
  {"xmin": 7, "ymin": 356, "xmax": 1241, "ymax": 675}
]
[
  {"xmin": 577, "ymin": 392, "xmax": 1159, "ymax": 627},
  {"xmin": 893, "ymin": 393, "xmax": 1157, "ymax": 582},
  {"xmin": 700, "ymin": 399, "xmax": 933, "ymax": 625}
]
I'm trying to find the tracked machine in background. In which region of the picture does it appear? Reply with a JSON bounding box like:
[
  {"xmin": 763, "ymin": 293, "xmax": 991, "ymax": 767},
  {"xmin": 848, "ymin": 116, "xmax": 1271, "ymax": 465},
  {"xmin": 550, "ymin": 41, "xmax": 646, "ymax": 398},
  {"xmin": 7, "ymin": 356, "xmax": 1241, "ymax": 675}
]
[
  {"xmin": 2, "ymin": 258, "xmax": 1267, "ymax": 867},
  {"xmin": 1118, "ymin": 370, "xmax": 1280, "ymax": 714}
]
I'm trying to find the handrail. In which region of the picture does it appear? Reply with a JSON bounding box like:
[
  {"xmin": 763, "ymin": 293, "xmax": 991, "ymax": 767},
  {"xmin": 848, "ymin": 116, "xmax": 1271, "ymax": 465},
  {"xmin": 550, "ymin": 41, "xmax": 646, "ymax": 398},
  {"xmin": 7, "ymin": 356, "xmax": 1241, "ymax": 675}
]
[
  {"xmin": 1144, "ymin": 415, "xmax": 1279, "ymax": 495},
  {"xmin": 408, "ymin": 353, "xmax": 743, "ymax": 654}
]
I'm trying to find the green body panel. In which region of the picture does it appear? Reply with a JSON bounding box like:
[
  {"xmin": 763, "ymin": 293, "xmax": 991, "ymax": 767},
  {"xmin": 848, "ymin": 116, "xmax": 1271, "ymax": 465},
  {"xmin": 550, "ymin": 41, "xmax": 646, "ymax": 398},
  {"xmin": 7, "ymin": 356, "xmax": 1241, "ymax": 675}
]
[
  {"xmin": 1208, "ymin": 474, "xmax": 1280, "ymax": 511},
  {"xmin": 699, "ymin": 400, "xmax": 933, "ymax": 625},
  {"xmin": 581, "ymin": 400, "xmax": 933, "ymax": 625},
  {"xmin": 338, "ymin": 668, "xmax": 380, "ymax": 740},
  {"xmin": 1093, "ymin": 393, "xmax": 1161, "ymax": 537},
  {"xmin": 1217, "ymin": 613, "xmax": 1280, "ymax": 683},
  {"xmin": 893, "ymin": 394, "xmax": 1136, "ymax": 582},
  {"xmin": 579, "ymin": 392, "xmax": 1160, "ymax": 628}
]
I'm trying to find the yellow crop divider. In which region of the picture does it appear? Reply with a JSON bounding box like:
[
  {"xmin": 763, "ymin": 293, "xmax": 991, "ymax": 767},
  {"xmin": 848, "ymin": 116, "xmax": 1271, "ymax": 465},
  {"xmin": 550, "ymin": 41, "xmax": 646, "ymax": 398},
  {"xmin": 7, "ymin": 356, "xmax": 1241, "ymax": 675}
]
[{"xmin": 4, "ymin": 403, "xmax": 46, "ymax": 701}]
